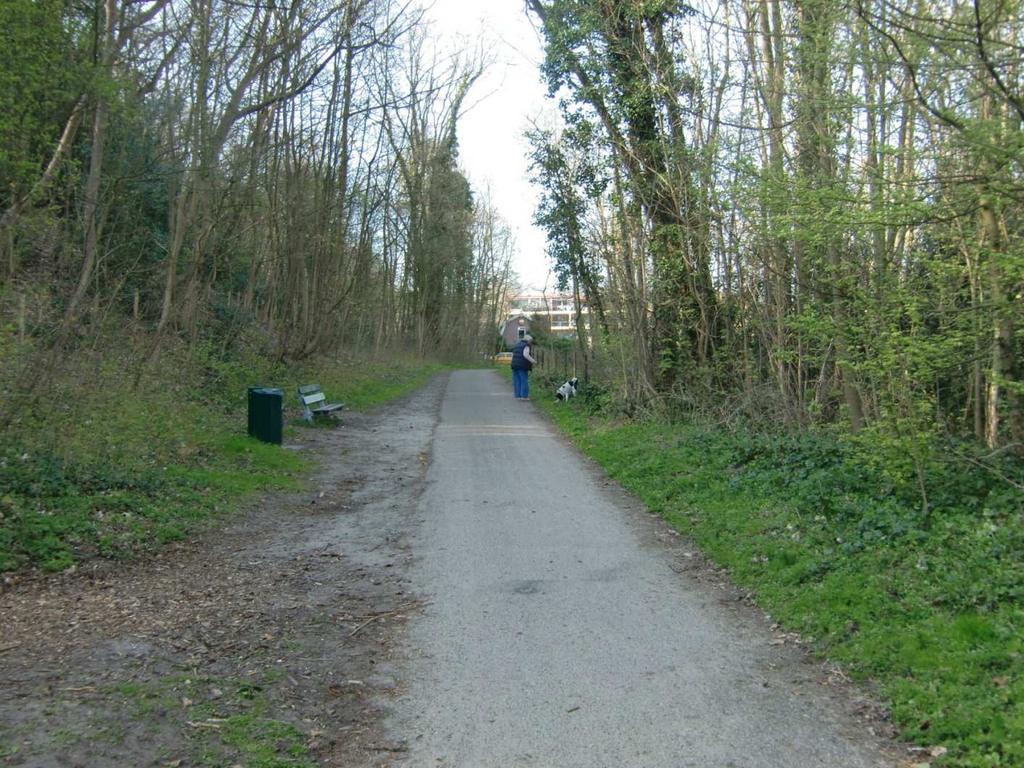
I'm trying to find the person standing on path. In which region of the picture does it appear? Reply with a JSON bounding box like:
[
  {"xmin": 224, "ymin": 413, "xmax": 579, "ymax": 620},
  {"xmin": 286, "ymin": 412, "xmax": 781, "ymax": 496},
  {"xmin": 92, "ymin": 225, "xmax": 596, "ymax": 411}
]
[{"xmin": 510, "ymin": 334, "xmax": 536, "ymax": 400}]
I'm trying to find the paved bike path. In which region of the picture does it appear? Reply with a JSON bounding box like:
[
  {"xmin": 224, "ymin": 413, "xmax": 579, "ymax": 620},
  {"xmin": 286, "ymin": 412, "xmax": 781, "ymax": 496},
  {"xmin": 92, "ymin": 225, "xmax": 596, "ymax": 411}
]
[{"xmin": 387, "ymin": 370, "xmax": 892, "ymax": 767}]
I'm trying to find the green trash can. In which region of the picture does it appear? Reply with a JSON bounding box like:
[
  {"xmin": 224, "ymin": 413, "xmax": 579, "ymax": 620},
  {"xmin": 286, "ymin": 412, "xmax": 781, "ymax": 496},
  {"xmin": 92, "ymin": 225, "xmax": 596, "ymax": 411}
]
[{"xmin": 247, "ymin": 387, "xmax": 283, "ymax": 445}]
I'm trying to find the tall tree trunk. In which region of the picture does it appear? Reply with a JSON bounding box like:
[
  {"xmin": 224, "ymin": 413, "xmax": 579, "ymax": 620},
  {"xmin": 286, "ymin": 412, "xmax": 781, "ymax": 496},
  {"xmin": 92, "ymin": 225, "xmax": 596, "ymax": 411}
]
[{"xmin": 65, "ymin": 0, "xmax": 118, "ymax": 328}]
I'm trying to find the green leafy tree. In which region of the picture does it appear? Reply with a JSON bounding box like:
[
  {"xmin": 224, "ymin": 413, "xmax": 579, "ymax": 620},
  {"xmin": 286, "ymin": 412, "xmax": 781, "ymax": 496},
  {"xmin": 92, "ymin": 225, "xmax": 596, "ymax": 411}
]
[
  {"xmin": 0, "ymin": 0, "xmax": 81, "ymax": 211},
  {"xmin": 527, "ymin": 0, "xmax": 717, "ymax": 391},
  {"xmin": 527, "ymin": 124, "xmax": 608, "ymax": 333}
]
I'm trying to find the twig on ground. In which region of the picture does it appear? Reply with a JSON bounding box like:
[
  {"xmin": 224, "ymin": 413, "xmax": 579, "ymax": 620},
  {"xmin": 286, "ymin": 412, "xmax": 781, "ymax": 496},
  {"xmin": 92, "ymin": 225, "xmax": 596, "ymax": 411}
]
[{"xmin": 347, "ymin": 600, "xmax": 428, "ymax": 638}]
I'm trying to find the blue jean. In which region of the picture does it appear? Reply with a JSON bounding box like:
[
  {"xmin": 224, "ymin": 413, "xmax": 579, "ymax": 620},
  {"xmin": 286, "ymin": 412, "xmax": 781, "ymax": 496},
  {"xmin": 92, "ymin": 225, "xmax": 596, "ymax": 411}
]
[{"xmin": 512, "ymin": 368, "xmax": 529, "ymax": 398}]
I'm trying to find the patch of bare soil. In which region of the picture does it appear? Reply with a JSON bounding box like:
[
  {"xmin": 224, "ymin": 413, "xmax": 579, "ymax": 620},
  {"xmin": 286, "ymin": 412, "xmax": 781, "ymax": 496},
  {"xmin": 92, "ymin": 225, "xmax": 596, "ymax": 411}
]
[{"xmin": 0, "ymin": 374, "xmax": 447, "ymax": 768}]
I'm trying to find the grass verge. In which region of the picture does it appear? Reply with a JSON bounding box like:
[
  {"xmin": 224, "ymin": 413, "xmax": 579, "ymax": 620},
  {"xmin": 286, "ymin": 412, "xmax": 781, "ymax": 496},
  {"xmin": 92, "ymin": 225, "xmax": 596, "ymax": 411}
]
[
  {"xmin": 534, "ymin": 385, "xmax": 1023, "ymax": 768},
  {"xmin": 0, "ymin": 346, "xmax": 445, "ymax": 573}
]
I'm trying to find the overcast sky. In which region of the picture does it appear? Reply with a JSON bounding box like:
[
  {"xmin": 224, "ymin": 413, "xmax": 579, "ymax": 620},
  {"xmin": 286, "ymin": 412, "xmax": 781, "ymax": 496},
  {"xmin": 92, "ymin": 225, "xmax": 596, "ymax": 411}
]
[{"xmin": 422, "ymin": 0, "xmax": 555, "ymax": 291}]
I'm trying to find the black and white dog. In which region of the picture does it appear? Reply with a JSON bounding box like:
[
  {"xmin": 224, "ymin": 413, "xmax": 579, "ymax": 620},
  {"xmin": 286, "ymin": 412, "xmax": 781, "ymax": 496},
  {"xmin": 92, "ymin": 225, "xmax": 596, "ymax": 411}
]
[{"xmin": 555, "ymin": 377, "xmax": 579, "ymax": 401}]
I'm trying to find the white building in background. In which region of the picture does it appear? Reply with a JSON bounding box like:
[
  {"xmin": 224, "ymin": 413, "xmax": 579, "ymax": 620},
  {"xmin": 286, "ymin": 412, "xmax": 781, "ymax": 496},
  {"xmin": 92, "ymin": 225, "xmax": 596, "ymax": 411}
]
[{"xmin": 507, "ymin": 291, "xmax": 590, "ymax": 339}]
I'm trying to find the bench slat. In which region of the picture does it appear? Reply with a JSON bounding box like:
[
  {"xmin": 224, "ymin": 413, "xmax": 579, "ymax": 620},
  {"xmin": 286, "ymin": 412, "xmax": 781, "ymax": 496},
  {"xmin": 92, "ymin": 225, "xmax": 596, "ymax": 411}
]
[
  {"xmin": 297, "ymin": 384, "xmax": 344, "ymax": 423},
  {"xmin": 313, "ymin": 403, "xmax": 344, "ymax": 413}
]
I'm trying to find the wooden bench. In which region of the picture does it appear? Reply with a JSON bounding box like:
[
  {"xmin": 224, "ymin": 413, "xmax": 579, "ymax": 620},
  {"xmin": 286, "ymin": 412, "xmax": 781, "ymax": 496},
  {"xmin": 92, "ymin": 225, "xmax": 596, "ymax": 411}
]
[{"xmin": 297, "ymin": 384, "xmax": 345, "ymax": 424}]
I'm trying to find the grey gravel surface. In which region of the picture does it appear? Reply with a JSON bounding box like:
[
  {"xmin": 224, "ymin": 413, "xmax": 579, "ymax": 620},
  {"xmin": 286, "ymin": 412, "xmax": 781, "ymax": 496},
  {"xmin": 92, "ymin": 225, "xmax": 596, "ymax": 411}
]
[{"xmin": 387, "ymin": 370, "xmax": 896, "ymax": 768}]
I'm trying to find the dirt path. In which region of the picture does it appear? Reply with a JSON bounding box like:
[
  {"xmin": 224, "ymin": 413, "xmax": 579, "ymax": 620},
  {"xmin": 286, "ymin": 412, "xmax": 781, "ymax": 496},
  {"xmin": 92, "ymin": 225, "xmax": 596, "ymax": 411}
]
[{"xmin": 0, "ymin": 375, "xmax": 447, "ymax": 767}]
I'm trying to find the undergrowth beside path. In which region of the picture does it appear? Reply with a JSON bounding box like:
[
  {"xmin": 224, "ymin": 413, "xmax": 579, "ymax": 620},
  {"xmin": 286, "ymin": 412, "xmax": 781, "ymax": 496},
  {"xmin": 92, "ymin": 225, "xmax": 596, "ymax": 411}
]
[
  {"xmin": 0, "ymin": 349, "xmax": 444, "ymax": 573},
  {"xmin": 536, "ymin": 390, "xmax": 1023, "ymax": 768}
]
